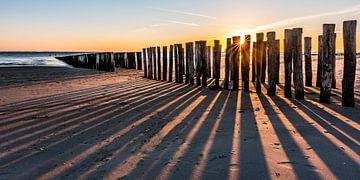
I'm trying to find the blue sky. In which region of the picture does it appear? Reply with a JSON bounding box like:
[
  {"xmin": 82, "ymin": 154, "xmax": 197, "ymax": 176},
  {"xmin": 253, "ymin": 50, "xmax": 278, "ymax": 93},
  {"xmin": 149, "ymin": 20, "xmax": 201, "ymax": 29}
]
[{"xmin": 0, "ymin": 0, "xmax": 359, "ymax": 51}]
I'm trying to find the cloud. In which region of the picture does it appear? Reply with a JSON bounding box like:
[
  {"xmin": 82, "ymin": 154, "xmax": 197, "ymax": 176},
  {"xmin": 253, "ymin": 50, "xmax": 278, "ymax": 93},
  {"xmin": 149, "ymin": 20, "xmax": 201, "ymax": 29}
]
[
  {"xmin": 251, "ymin": 4, "xmax": 360, "ymax": 32},
  {"xmin": 165, "ymin": 20, "xmax": 200, "ymax": 27},
  {"xmin": 148, "ymin": 7, "xmax": 216, "ymax": 20}
]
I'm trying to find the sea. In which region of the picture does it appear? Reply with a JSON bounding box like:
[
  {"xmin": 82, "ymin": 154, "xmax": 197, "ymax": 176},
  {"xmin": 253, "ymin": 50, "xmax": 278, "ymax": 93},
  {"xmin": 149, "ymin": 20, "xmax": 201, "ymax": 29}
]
[{"xmin": 0, "ymin": 52, "xmax": 87, "ymax": 67}]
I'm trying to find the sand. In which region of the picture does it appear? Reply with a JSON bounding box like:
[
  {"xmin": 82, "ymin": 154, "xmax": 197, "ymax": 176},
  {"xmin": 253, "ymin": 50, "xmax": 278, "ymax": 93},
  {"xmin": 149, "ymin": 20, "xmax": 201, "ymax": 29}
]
[{"xmin": 0, "ymin": 66, "xmax": 359, "ymax": 180}]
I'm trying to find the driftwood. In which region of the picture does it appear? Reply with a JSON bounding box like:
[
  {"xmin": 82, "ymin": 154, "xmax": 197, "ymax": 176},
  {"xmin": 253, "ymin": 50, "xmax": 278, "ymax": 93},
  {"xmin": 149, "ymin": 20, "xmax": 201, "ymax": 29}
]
[
  {"xmin": 316, "ymin": 36, "xmax": 323, "ymax": 87},
  {"xmin": 241, "ymin": 35, "xmax": 251, "ymax": 92},
  {"xmin": 342, "ymin": 20, "xmax": 357, "ymax": 107},
  {"xmin": 304, "ymin": 37, "xmax": 313, "ymax": 87},
  {"xmin": 169, "ymin": 45, "xmax": 174, "ymax": 82},
  {"xmin": 292, "ymin": 28, "xmax": 304, "ymax": 100},
  {"xmin": 232, "ymin": 36, "xmax": 240, "ymax": 91},
  {"xmin": 255, "ymin": 33, "xmax": 264, "ymax": 93},
  {"xmin": 267, "ymin": 32, "xmax": 276, "ymax": 96},
  {"xmin": 320, "ymin": 24, "xmax": 335, "ymax": 103},
  {"xmin": 163, "ymin": 46, "xmax": 168, "ymax": 81},
  {"xmin": 224, "ymin": 38, "xmax": 232, "ymax": 89}
]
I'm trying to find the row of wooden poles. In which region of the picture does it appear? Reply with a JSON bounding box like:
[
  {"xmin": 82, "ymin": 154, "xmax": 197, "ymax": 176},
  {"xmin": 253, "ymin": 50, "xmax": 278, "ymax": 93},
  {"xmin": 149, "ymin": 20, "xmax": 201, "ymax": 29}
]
[
  {"xmin": 56, "ymin": 52, "xmax": 144, "ymax": 72},
  {"xmin": 142, "ymin": 20, "xmax": 357, "ymax": 107}
]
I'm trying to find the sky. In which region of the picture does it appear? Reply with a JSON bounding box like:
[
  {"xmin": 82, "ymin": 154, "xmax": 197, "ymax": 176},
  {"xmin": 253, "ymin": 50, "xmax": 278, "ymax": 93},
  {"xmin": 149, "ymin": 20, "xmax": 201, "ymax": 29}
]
[{"xmin": 0, "ymin": 0, "xmax": 359, "ymax": 52}]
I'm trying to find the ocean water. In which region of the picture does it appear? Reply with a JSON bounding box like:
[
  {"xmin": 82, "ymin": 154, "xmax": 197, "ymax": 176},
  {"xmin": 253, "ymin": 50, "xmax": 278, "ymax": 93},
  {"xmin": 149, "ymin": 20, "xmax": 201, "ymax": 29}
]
[{"xmin": 0, "ymin": 52, "xmax": 86, "ymax": 67}]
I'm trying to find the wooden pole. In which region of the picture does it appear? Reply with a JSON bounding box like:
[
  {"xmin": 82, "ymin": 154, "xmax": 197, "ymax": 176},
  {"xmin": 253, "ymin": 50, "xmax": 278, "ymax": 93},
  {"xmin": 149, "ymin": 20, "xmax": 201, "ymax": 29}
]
[
  {"xmin": 195, "ymin": 41, "xmax": 202, "ymax": 86},
  {"xmin": 136, "ymin": 52, "xmax": 142, "ymax": 70},
  {"xmin": 187, "ymin": 42, "xmax": 195, "ymax": 85},
  {"xmin": 293, "ymin": 28, "xmax": 304, "ymax": 100},
  {"xmin": 284, "ymin": 29, "xmax": 293, "ymax": 98},
  {"xmin": 213, "ymin": 40, "xmax": 222, "ymax": 89},
  {"xmin": 252, "ymin": 42, "xmax": 256, "ymax": 83},
  {"xmin": 163, "ymin": 46, "xmax": 168, "ymax": 81},
  {"xmin": 316, "ymin": 36, "xmax": 324, "ymax": 87},
  {"xmin": 331, "ymin": 33, "xmax": 337, "ymax": 88},
  {"xmin": 275, "ymin": 40, "xmax": 280, "ymax": 84},
  {"xmin": 178, "ymin": 44, "xmax": 184, "ymax": 83},
  {"xmin": 267, "ymin": 32, "xmax": 277, "ymax": 96},
  {"xmin": 186, "ymin": 43, "xmax": 191, "ymax": 84},
  {"xmin": 147, "ymin": 48, "xmax": 151, "ymax": 79},
  {"xmin": 206, "ymin": 46, "xmax": 211, "ymax": 78},
  {"xmin": 261, "ymin": 41, "xmax": 267, "ymax": 83},
  {"xmin": 255, "ymin": 33, "xmax": 264, "ymax": 94},
  {"xmin": 174, "ymin": 44, "xmax": 179, "ymax": 83},
  {"xmin": 152, "ymin": 47, "xmax": 157, "ymax": 80},
  {"xmin": 241, "ymin": 35, "xmax": 251, "ymax": 92},
  {"xmin": 143, "ymin": 48, "xmax": 147, "ymax": 78},
  {"xmin": 304, "ymin": 37, "xmax": 313, "ymax": 87},
  {"xmin": 320, "ymin": 24, "xmax": 335, "ymax": 103},
  {"xmin": 231, "ymin": 36, "xmax": 240, "ymax": 91},
  {"xmin": 157, "ymin": 47, "xmax": 161, "ymax": 80},
  {"xmin": 169, "ymin": 45, "xmax": 174, "ymax": 82},
  {"xmin": 342, "ymin": 20, "xmax": 357, "ymax": 107},
  {"xmin": 224, "ymin": 38, "xmax": 231, "ymax": 89},
  {"xmin": 199, "ymin": 41, "xmax": 208, "ymax": 87}
]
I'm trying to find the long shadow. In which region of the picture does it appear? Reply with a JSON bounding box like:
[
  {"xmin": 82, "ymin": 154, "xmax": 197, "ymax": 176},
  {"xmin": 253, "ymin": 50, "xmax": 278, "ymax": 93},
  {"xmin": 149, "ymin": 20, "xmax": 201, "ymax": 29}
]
[
  {"xmin": 122, "ymin": 89, "xmax": 222, "ymax": 180},
  {"xmin": 44, "ymin": 85, "xmax": 205, "ymax": 179},
  {"xmin": 269, "ymin": 95, "xmax": 360, "ymax": 179},
  {"xmin": 0, "ymin": 80, "xmax": 155, "ymax": 123},
  {"xmin": 257, "ymin": 94, "xmax": 320, "ymax": 179},
  {"xmin": 1, "ymin": 83, "xmax": 199, "ymax": 179},
  {"xmin": 0, "ymin": 80, "xmax": 161, "ymax": 127},
  {"xmin": 0, "ymin": 81, "xmax": 170, "ymax": 133},
  {"xmin": 290, "ymin": 100, "xmax": 360, "ymax": 154},
  {"xmin": 0, "ymin": 82, "xmax": 179, "ymax": 154},
  {"xmin": 238, "ymin": 90, "xmax": 269, "ymax": 179},
  {"xmin": 0, "ymin": 82, "xmax": 184, "ymax": 164},
  {"xmin": 199, "ymin": 91, "xmax": 234, "ymax": 180}
]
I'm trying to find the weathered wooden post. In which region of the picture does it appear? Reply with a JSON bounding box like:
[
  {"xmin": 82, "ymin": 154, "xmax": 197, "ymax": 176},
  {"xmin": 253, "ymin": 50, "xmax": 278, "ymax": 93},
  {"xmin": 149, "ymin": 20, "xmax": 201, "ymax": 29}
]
[
  {"xmin": 241, "ymin": 35, "xmax": 251, "ymax": 92},
  {"xmin": 331, "ymin": 33, "xmax": 337, "ymax": 88},
  {"xmin": 152, "ymin": 47, "xmax": 157, "ymax": 80},
  {"xmin": 157, "ymin": 47, "xmax": 161, "ymax": 80},
  {"xmin": 231, "ymin": 36, "xmax": 240, "ymax": 91},
  {"xmin": 169, "ymin": 45, "xmax": 174, "ymax": 82},
  {"xmin": 342, "ymin": 20, "xmax": 357, "ymax": 107},
  {"xmin": 136, "ymin": 52, "xmax": 142, "ymax": 70},
  {"xmin": 213, "ymin": 40, "xmax": 222, "ymax": 89},
  {"xmin": 293, "ymin": 28, "xmax": 304, "ymax": 100},
  {"xmin": 255, "ymin": 33, "xmax": 264, "ymax": 93},
  {"xmin": 304, "ymin": 37, "xmax": 313, "ymax": 87},
  {"xmin": 267, "ymin": 32, "xmax": 277, "ymax": 96},
  {"xmin": 252, "ymin": 42, "xmax": 256, "ymax": 83},
  {"xmin": 275, "ymin": 40, "xmax": 280, "ymax": 84},
  {"xmin": 261, "ymin": 41, "xmax": 267, "ymax": 83},
  {"xmin": 195, "ymin": 41, "xmax": 202, "ymax": 86},
  {"xmin": 320, "ymin": 24, "xmax": 335, "ymax": 103},
  {"xmin": 284, "ymin": 29, "xmax": 293, "ymax": 98},
  {"xmin": 316, "ymin": 36, "xmax": 323, "ymax": 87},
  {"xmin": 174, "ymin": 44, "xmax": 179, "ymax": 83},
  {"xmin": 206, "ymin": 46, "xmax": 211, "ymax": 78},
  {"xmin": 162, "ymin": 46, "xmax": 168, "ymax": 81},
  {"xmin": 185, "ymin": 43, "xmax": 190, "ymax": 84},
  {"xmin": 224, "ymin": 38, "xmax": 231, "ymax": 89},
  {"xmin": 199, "ymin": 41, "xmax": 208, "ymax": 87},
  {"xmin": 178, "ymin": 44, "xmax": 184, "ymax": 83},
  {"xmin": 143, "ymin": 48, "xmax": 147, "ymax": 78},
  {"xmin": 147, "ymin": 48, "xmax": 152, "ymax": 79},
  {"xmin": 186, "ymin": 42, "xmax": 195, "ymax": 85}
]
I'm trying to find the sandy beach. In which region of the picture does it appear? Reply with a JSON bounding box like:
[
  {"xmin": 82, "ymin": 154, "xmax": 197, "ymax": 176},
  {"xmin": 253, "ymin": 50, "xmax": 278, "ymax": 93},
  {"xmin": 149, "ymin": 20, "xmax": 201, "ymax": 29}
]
[{"xmin": 0, "ymin": 66, "xmax": 359, "ymax": 179}]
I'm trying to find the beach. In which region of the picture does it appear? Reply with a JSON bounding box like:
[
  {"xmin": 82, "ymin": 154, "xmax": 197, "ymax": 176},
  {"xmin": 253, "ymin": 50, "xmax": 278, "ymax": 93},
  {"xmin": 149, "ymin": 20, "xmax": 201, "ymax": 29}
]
[{"xmin": 0, "ymin": 66, "xmax": 359, "ymax": 179}]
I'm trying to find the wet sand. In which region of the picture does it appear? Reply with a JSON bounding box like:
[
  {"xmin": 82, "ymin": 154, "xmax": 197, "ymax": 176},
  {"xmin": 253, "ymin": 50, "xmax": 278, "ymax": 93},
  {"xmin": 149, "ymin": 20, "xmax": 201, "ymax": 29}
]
[{"xmin": 0, "ymin": 66, "xmax": 359, "ymax": 179}]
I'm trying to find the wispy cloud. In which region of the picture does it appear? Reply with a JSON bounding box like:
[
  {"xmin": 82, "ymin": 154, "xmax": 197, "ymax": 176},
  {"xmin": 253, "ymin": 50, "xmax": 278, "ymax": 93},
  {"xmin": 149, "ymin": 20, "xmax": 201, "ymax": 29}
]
[
  {"xmin": 148, "ymin": 7, "xmax": 216, "ymax": 20},
  {"xmin": 251, "ymin": 4, "xmax": 360, "ymax": 32},
  {"xmin": 165, "ymin": 20, "xmax": 200, "ymax": 27}
]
